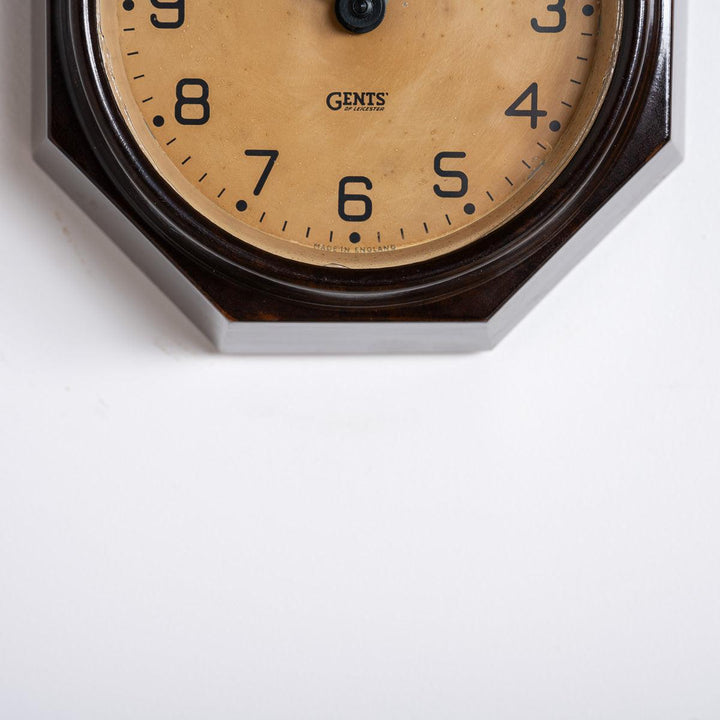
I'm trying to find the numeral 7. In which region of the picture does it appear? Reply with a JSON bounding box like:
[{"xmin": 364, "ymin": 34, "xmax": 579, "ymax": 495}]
[{"xmin": 244, "ymin": 150, "xmax": 279, "ymax": 196}]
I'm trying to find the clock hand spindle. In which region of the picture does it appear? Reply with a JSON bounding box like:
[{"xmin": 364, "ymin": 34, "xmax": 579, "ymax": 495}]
[{"xmin": 335, "ymin": 0, "xmax": 386, "ymax": 34}]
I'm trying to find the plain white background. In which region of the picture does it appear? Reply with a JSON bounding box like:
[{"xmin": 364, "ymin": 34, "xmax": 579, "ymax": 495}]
[{"xmin": 1, "ymin": 1, "xmax": 718, "ymax": 718}]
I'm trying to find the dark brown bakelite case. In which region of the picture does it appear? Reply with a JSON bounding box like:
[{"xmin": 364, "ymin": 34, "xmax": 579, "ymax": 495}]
[{"xmin": 34, "ymin": 0, "xmax": 684, "ymax": 353}]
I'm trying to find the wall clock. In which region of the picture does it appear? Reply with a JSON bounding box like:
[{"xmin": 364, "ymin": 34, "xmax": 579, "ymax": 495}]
[{"xmin": 34, "ymin": 0, "xmax": 683, "ymax": 353}]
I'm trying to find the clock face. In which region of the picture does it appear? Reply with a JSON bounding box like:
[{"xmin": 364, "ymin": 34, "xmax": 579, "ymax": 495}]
[{"xmin": 97, "ymin": 0, "xmax": 622, "ymax": 269}]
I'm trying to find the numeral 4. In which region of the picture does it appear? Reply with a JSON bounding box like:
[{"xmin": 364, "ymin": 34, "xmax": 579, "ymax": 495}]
[{"xmin": 505, "ymin": 83, "xmax": 548, "ymax": 129}]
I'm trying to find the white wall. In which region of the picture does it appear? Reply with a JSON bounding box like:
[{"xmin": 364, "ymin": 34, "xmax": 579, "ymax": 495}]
[{"xmin": 1, "ymin": 2, "xmax": 718, "ymax": 718}]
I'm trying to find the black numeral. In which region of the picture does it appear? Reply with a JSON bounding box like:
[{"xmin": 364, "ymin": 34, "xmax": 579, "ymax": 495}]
[
  {"xmin": 505, "ymin": 83, "xmax": 548, "ymax": 129},
  {"xmin": 174, "ymin": 79, "xmax": 209, "ymax": 125},
  {"xmin": 339, "ymin": 177, "xmax": 373, "ymax": 222},
  {"xmin": 151, "ymin": 0, "xmax": 185, "ymax": 29},
  {"xmin": 531, "ymin": 1, "xmax": 567, "ymax": 33},
  {"xmin": 433, "ymin": 152, "xmax": 469, "ymax": 198},
  {"xmin": 244, "ymin": 150, "xmax": 279, "ymax": 196}
]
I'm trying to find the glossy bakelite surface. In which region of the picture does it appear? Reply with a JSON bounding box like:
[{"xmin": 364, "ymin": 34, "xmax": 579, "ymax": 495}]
[{"xmin": 98, "ymin": 0, "xmax": 622, "ymax": 268}]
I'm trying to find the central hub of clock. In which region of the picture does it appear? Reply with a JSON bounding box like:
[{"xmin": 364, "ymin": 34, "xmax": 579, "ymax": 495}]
[{"xmin": 335, "ymin": 0, "xmax": 386, "ymax": 34}]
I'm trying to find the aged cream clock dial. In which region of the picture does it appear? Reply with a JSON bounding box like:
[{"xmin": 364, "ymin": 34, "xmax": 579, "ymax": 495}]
[{"xmin": 97, "ymin": 0, "xmax": 621, "ymax": 268}]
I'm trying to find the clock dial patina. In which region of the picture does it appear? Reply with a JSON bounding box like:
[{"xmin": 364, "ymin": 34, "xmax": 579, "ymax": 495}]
[{"xmin": 98, "ymin": 0, "xmax": 622, "ymax": 268}]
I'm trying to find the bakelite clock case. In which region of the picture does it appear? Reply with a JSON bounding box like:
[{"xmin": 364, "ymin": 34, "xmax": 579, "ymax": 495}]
[{"xmin": 34, "ymin": 0, "xmax": 685, "ymax": 353}]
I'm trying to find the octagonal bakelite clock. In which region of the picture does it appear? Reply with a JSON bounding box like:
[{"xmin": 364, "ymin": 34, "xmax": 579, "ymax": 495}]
[{"xmin": 35, "ymin": 0, "xmax": 683, "ymax": 353}]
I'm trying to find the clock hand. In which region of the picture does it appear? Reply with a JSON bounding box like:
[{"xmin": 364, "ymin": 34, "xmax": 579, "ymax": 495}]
[{"xmin": 335, "ymin": 0, "xmax": 386, "ymax": 34}]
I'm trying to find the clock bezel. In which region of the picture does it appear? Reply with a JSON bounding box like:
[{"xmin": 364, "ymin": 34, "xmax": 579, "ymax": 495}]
[{"xmin": 55, "ymin": 0, "xmax": 661, "ymax": 310}]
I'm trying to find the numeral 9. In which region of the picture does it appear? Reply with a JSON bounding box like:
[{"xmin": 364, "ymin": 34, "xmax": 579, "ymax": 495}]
[{"xmin": 151, "ymin": 0, "xmax": 185, "ymax": 29}]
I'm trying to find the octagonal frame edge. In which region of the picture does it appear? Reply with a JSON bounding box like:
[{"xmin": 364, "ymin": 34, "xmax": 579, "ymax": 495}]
[{"xmin": 33, "ymin": 0, "xmax": 684, "ymax": 353}]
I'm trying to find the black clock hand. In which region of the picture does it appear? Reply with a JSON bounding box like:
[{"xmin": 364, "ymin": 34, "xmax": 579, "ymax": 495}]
[{"xmin": 335, "ymin": 0, "xmax": 386, "ymax": 34}]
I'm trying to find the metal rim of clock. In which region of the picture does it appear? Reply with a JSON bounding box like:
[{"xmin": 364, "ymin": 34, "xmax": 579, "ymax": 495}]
[{"xmin": 56, "ymin": 0, "xmax": 659, "ymax": 310}]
